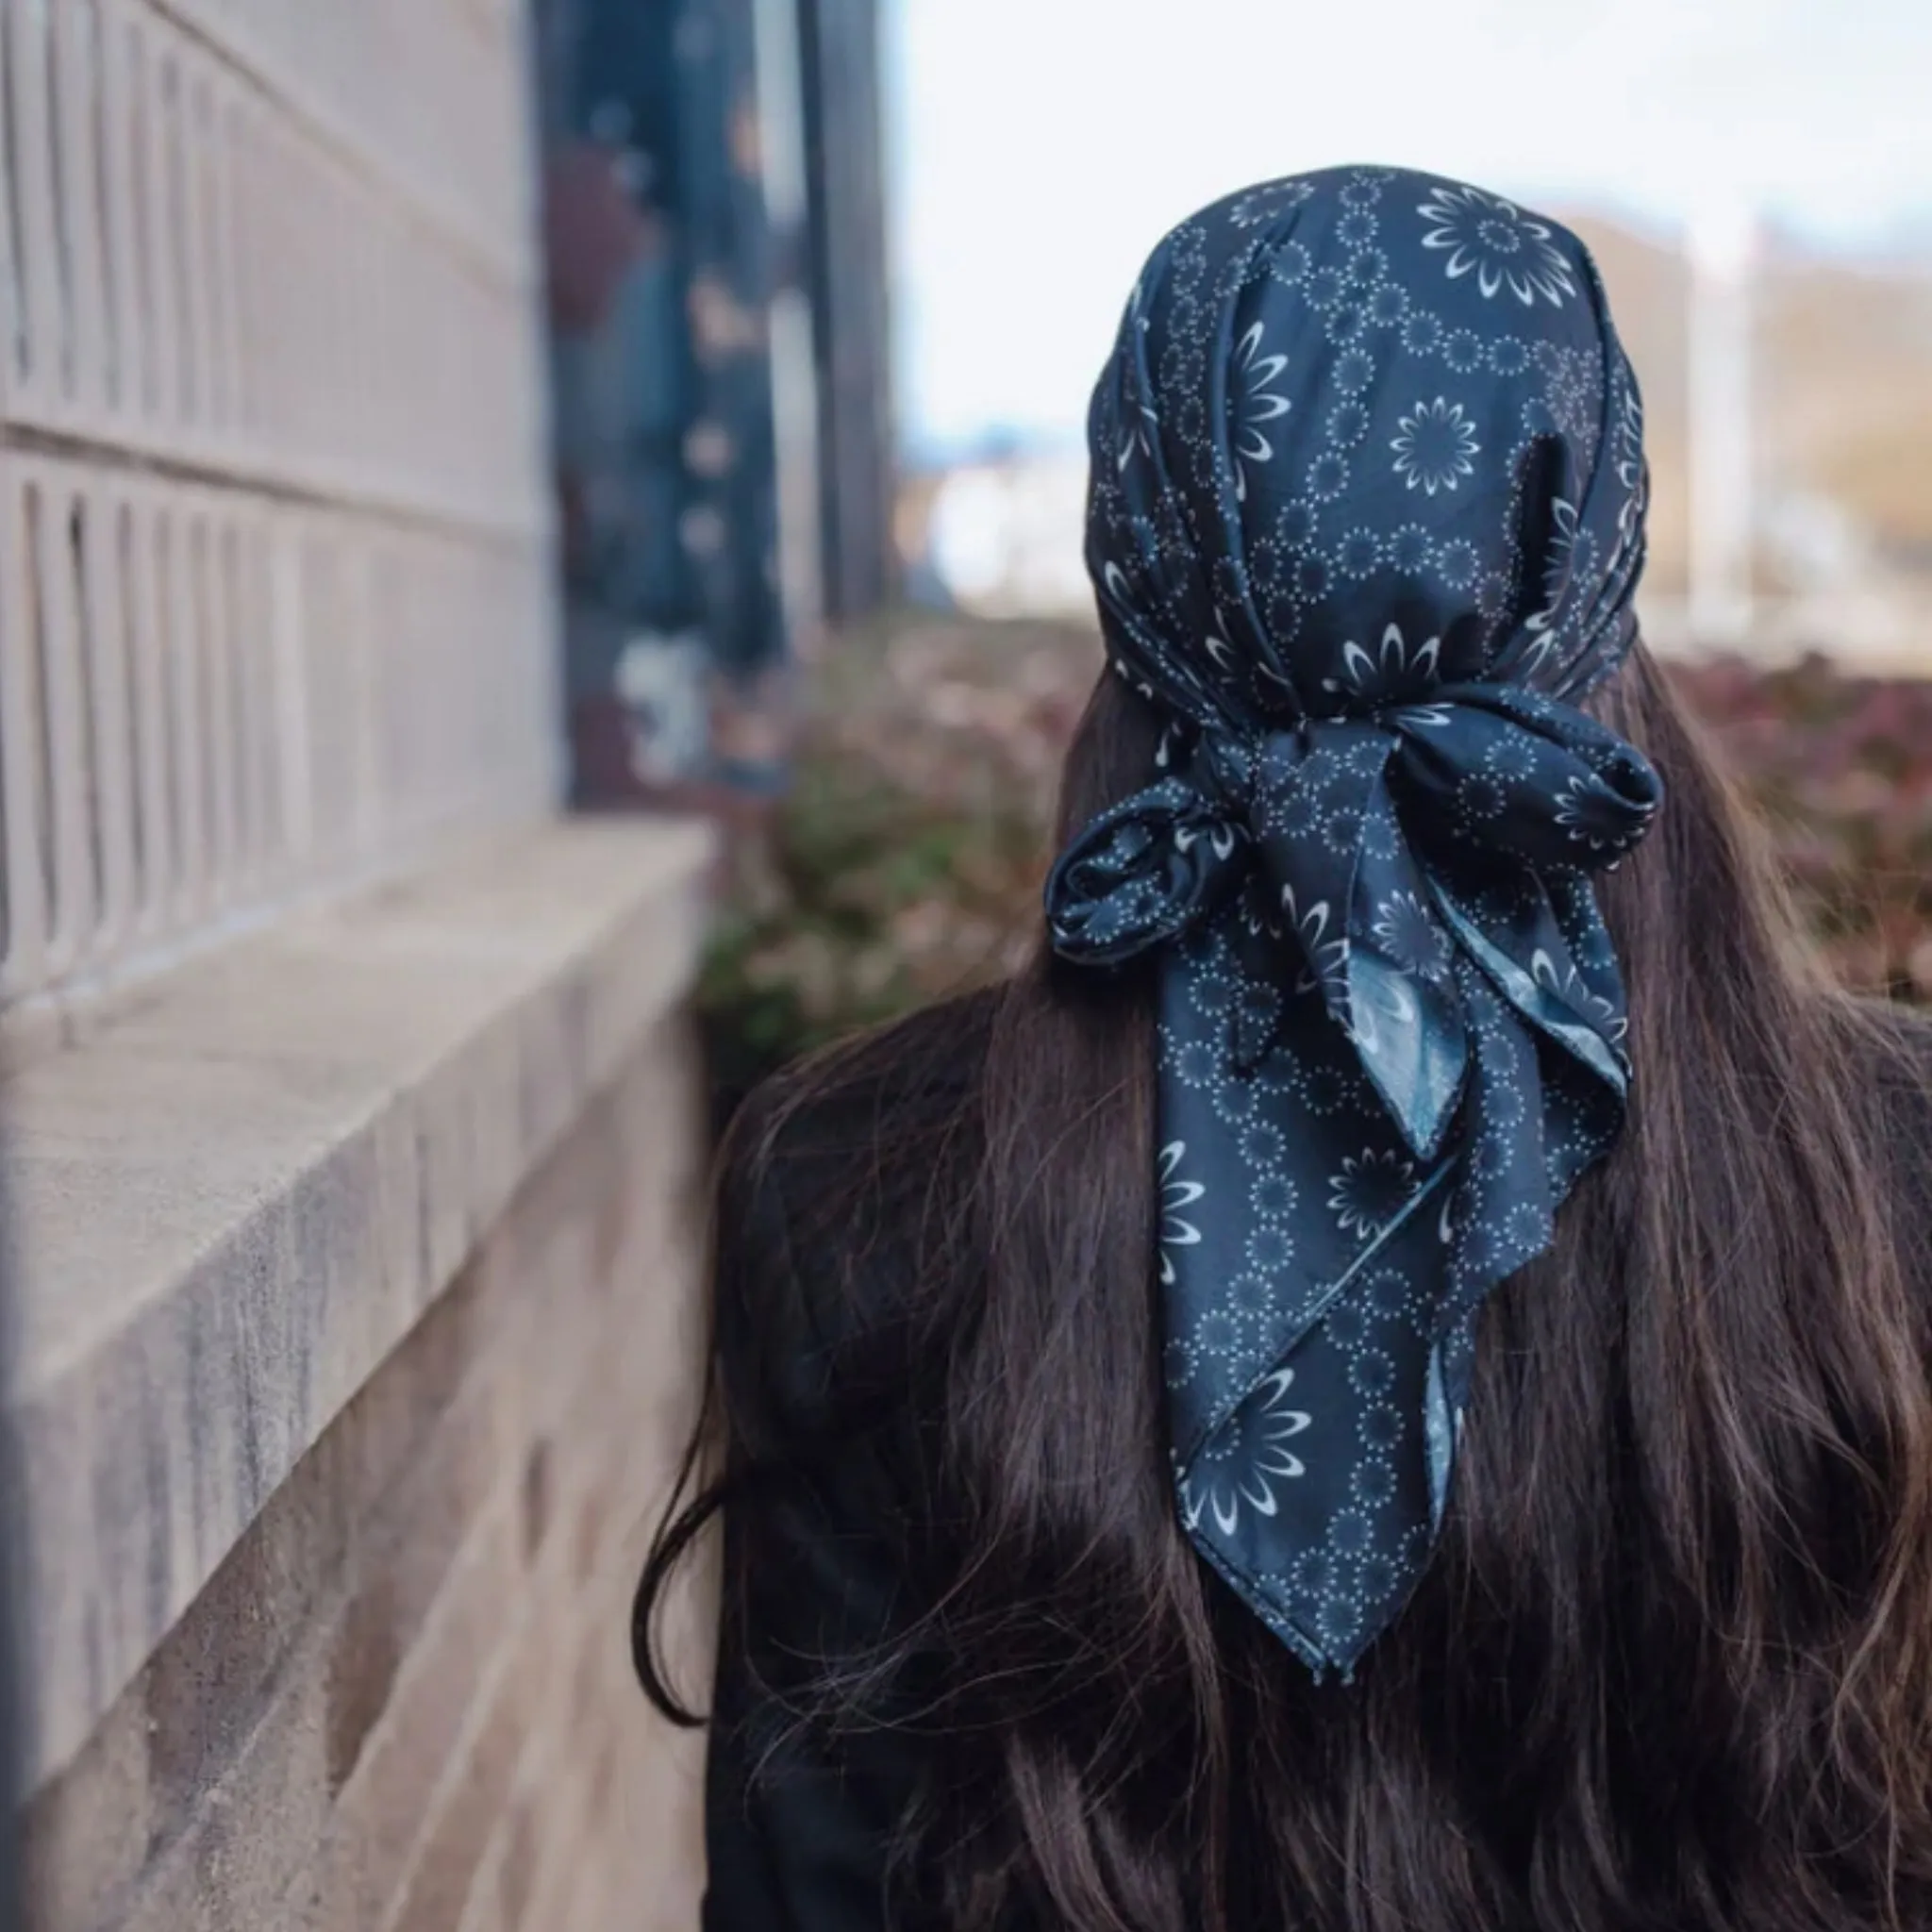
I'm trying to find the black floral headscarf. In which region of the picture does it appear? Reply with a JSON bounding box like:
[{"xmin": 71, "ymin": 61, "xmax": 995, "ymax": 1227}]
[{"xmin": 1044, "ymin": 166, "xmax": 1661, "ymax": 1680}]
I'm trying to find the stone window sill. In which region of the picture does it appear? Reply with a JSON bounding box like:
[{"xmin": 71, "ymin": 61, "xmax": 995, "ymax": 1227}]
[{"xmin": 1, "ymin": 818, "xmax": 715, "ymax": 1792}]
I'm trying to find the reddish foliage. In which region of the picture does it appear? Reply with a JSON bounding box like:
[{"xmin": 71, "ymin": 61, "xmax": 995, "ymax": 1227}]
[
  {"xmin": 704, "ymin": 625, "xmax": 1930, "ymax": 1100},
  {"xmin": 1667, "ymin": 654, "xmax": 1932, "ymax": 1000}
]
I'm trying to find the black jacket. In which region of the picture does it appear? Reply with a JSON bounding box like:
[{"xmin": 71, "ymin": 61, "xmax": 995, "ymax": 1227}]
[{"xmin": 701, "ymin": 999, "xmax": 987, "ymax": 1931}]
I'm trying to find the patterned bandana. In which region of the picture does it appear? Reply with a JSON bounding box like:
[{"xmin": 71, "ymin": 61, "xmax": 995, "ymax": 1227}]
[{"xmin": 1043, "ymin": 166, "xmax": 1662, "ymax": 1680}]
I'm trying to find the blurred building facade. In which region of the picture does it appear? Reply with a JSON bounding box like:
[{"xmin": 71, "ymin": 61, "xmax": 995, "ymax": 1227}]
[
  {"xmin": 0, "ymin": 1, "xmax": 888, "ymax": 1924},
  {"xmin": 904, "ymin": 213, "xmax": 1932, "ymax": 679},
  {"xmin": 536, "ymin": 0, "xmax": 894, "ymax": 810}
]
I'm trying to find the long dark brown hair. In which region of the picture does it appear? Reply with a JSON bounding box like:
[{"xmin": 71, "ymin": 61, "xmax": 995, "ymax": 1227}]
[{"xmin": 637, "ymin": 641, "xmax": 1932, "ymax": 1931}]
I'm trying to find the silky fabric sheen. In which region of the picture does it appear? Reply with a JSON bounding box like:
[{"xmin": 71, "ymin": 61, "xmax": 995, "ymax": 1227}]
[{"xmin": 1043, "ymin": 165, "xmax": 1661, "ymax": 1678}]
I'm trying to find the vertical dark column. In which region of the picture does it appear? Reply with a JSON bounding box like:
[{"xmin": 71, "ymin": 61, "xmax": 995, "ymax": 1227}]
[
  {"xmin": 536, "ymin": 0, "xmax": 797, "ymax": 811},
  {"xmin": 798, "ymin": 0, "xmax": 898, "ymax": 623}
]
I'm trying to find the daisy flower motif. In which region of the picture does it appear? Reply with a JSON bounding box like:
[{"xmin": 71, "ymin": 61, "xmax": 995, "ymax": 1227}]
[
  {"xmin": 1181, "ymin": 1370, "xmax": 1313, "ymax": 1536},
  {"xmin": 1279, "ymin": 884, "xmax": 1349, "ymax": 995},
  {"xmin": 1116, "ymin": 402, "xmax": 1158, "ymax": 472},
  {"xmin": 1371, "ymin": 889, "xmax": 1454, "ymax": 979},
  {"xmin": 1229, "ymin": 321, "xmax": 1291, "ymax": 502},
  {"xmin": 1417, "ymin": 182, "xmax": 1579, "ymax": 308},
  {"xmin": 1528, "ymin": 497, "xmax": 1594, "ymax": 646},
  {"xmin": 1322, "ymin": 620, "xmax": 1442, "ymax": 705},
  {"xmin": 1328, "ymin": 1149, "xmax": 1418, "ymax": 1240},
  {"xmin": 1391, "ymin": 397, "xmax": 1481, "ymax": 496},
  {"xmin": 1157, "ymin": 1141, "xmax": 1206, "ymax": 1286},
  {"xmin": 1552, "ymin": 773, "xmax": 1639, "ymax": 854}
]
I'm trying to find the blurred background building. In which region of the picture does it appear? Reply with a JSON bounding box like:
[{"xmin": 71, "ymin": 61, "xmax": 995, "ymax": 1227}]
[
  {"xmin": 535, "ymin": 0, "xmax": 893, "ymax": 809},
  {"xmin": 0, "ymin": 0, "xmax": 888, "ymax": 1925},
  {"xmin": 0, "ymin": 3, "xmax": 1926, "ymax": 1928},
  {"xmin": 895, "ymin": 0, "xmax": 1932, "ymax": 676}
]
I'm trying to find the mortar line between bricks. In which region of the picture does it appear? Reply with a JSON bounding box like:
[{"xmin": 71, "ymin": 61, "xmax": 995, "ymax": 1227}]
[
  {"xmin": 443, "ymin": 1224, "xmax": 707, "ymax": 1930},
  {"xmin": 110, "ymin": 1385, "xmax": 524, "ymax": 1932},
  {"xmin": 370, "ymin": 1281, "xmax": 650, "ymax": 1932}
]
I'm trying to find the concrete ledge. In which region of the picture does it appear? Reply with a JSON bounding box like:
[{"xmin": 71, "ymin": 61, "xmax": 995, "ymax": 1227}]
[{"xmin": 1, "ymin": 817, "xmax": 715, "ymax": 1791}]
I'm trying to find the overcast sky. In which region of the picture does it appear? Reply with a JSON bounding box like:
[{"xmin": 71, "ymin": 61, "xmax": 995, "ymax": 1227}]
[{"xmin": 885, "ymin": 0, "xmax": 1932, "ymax": 454}]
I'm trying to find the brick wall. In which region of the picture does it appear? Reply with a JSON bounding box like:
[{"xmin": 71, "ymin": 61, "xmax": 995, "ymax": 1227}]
[{"xmin": 20, "ymin": 1016, "xmax": 715, "ymax": 1932}]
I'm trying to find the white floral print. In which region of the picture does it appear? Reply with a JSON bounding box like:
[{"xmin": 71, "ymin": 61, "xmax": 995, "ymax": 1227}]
[
  {"xmin": 1326, "ymin": 1148, "xmax": 1418, "ymax": 1239},
  {"xmin": 1531, "ymin": 948, "xmax": 1624, "ymax": 1045},
  {"xmin": 1279, "ymin": 883, "xmax": 1349, "ymax": 995},
  {"xmin": 1230, "ymin": 321, "xmax": 1291, "ymax": 502},
  {"xmin": 1418, "ymin": 183, "xmax": 1578, "ymax": 308},
  {"xmin": 1391, "ymin": 397, "xmax": 1481, "ymax": 496},
  {"xmin": 1528, "ymin": 496, "xmax": 1580, "ymax": 639},
  {"xmin": 1117, "ymin": 402, "xmax": 1158, "ymax": 472},
  {"xmin": 1372, "ymin": 890, "xmax": 1453, "ymax": 979},
  {"xmin": 1322, "ymin": 620, "xmax": 1441, "ymax": 703},
  {"xmin": 1158, "ymin": 1141, "xmax": 1206, "ymax": 1285},
  {"xmin": 1552, "ymin": 772, "xmax": 1629, "ymax": 853},
  {"xmin": 1046, "ymin": 164, "xmax": 1657, "ymax": 1686},
  {"xmin": 1181, "ymin": 1369, "xmax": 1313, "ymax": 1535}
]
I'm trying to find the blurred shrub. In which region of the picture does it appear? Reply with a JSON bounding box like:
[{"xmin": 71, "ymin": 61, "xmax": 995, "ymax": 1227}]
[
  {"xmin": 702, "ymin": 620, "xmax": 1932, "ymax": 1107},
  {"xmin": 1671, "ymin": 652, "xmax": 1932, "ymax": 1001},
  {"xmin": 698, "ymin": 616, "xmax": 1091, "ymax": 1114}
]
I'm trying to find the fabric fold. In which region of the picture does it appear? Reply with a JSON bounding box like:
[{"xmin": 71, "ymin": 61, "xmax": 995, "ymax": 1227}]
[{"xmin": 1045, "ymin": 165, "xmax": 1661, "ymax": 1679}]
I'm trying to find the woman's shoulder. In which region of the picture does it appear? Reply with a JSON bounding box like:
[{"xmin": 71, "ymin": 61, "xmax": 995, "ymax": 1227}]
[{"xmin": 711, "ymin": 988, "xmax": 998, "ymax": 1440}]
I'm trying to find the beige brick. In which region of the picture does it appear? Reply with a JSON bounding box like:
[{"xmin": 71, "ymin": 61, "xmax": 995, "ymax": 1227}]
[
  {"xmin": 7, "ymin": 824, "xmax": 710, "ymax": 1792},
  {"xmin": 384, "ymin": 1646, "xmax": 536, "ymax": 1932},
  {"xmin": 296, "ymin": 1504, "xmax": 525, "ymax": 1932},
  {"xmin": 22, "ymin": 1008, "xmax": 714, "ymax": 1932},
  {"xmin": 19, "ymin": 1691, "xmax": 153, "ymax": 1932}
]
